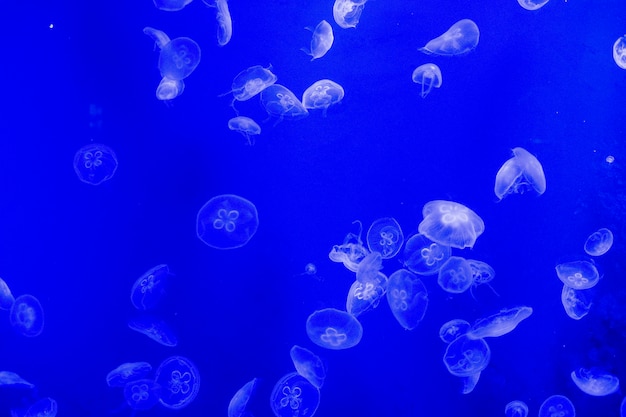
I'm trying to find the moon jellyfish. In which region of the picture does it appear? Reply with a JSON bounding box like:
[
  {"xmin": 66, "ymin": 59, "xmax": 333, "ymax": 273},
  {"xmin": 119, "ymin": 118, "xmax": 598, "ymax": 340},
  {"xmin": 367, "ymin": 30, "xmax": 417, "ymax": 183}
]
[
  {"xmin": 197, "ymin": 194, "xmax": 259, "ymax": 249},
  {"xmin": 10, "ymin": 294, "xmax": 44, "ymax": 337},
  {"xmin": 402, "ymin": 234, "xmax": 451, "ymax": 276},
  {"xmin": 584, "ymin": 228, "xmax": 613, "ymax": 256},
  {"xmin": 443, "ymin": 335, "xmax": 491, "ymax": 377},
  {"xmin": 0, "ymin": 277, "xmax": 15, "ymax": 310},
  {"xmin": 355, "ymin": 251, "xmax": 383, "ymax": 283},
  {"xmin": 128, "ymin": 316, "xmax": 178, "ymax": 347},
  {"xmin": 328, "ymin": 220, "xmax": 370, "ymax": 272},
  {"xmin": 517, "ymin": 0, "xmax": 549, "ymax": 10},
  {"xmin": 131, "ymin": 264, "xmax": 170, "ymax": 311},
  {"xmin": 205, "ymin": 0, "xmax": 232, "ymax": 46},
  {"xmin": 505, "ymin": 400, "xmax": 529, "ymax": 417},
  {"xmin": 306, "ymin": 308, "xmax": 363, "ymax": 350},
  {"xmin": 538, "ymin": 395, "xmax": 575, "ymax": 417},
  {"xmin": 228, "ymin": 116, "xmax": 261, "ymax": 145},
  {"xmin": 438, "ymin": 256, "xmax": 474, "ymax": 294},
  {"xmin": 366, "ymin": 217, "xmax": 404, "ymax": 259},
  {"xmin": 301, "ymin": 79, "xmax": 345, "ymax": 117},
  {"xmin": 412, "ymin": 63, "xmax": 442, "ymax": 98},
  {"xmin": 467, "ymin": 259, "xmax": 499, "ymax": 300},
  {"xmin": 386, "ymin": 269, "xmax": 428, "ymax": 330},
  {"xmin": 555, "ymin": 260, "xmax": 600, "ymax": 290},
  {"xmin": 156, "ymin": 77, "xmax": 185, "ymax": 101},
  {"xmin": 613, "ymin": 36, "xmax": 626, "ymax": 69},
  {"xmin": 124, "ymin": 379, "xmax": 162, "ymax": 411},
  {"xmin": 561, "ymin": 285, "xmax": 592, "ymax": 320},
  {"xmin": 25, "ymin": 397, "xmax": 57, "ymax": 417},
  {"xmin": 621, "ymin": 397, "xmax": 626, "ymax": 417},
  {"xmin": 270, "ymin": 372, "xmax": 320, "ymax": 417},
  {"xmin": 153, "ymin": 0, "xmax": 193, "ymax": 11},
  {"xmin": 439, "ymin": 319, "xmax": 470, "ymax": 343},
  {"xmin": 460, "ymin": 372, "xmax": 481, "ymax": 394},
  {"xmin": 260, "ymin": 84, "xmax": 309, "ymax": 124},
  {"xmin": 73, "ymin": 143, "xmax": 119, "ymax": 186},
  {"xmin": 301, "ymin": 20, "xmax": 333, "ymax": 60},
  {"xmin": 571, "ymin": 368, "xmax": 619, "ymax": 396},
  {"xmin": 289, "ymin": 345, "xmax": 326, "ymax": 389},
  {"xmin": 223, "ymin": 65, "xmax": 278, "ymax": 103},
  {"xmin": 333, "ymin": 0, "xmax": 368, "ymax": 29},
  {"xmin": 419, "ymin": 19, "xmax": 479, "ymax": 56},
  {"xmin": 228, "ymin": 378, "xmax": 258, "ymax": 417},
  {"xmin": 418, "ymin": 200, "xmax": 485, "ymax": 249},
  {"xmin": 494, "ymin": 147, "xmax": 546, "ymax": 200},
  {"xmin": 143, "ymin": 27, "xmax": 201, "ymax": 81},
  {"xmin": 155, "ymin": 356, "xmax": 200, "ymax": 409},
  {"xmin": 346, "ymin": 272, "xmax": 387, "ymax": 317},
  {"xmin": 106, "ymin": 362, "xmax": 153, "ymax": 388},
  {"xmin": 0, "ymin": 371, "xmax": 34, "ymax": 389},
  {"xmin": 466, "ymin": 306, "xmax": 533, "ymax": 339}
]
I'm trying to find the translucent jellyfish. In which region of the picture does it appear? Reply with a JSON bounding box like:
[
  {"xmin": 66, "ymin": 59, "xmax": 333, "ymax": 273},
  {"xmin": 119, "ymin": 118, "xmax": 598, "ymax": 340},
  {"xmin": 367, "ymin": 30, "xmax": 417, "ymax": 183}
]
[
  {"xmin": 438, "ymin": 256, "xmax": 474, "ymax": 294},
  {"xmin": 621, "ymin": 397, "xmax": 626, "ymax": 417},
  {"xmin": 73, "ymin": 143, "xmax": 119, "ymax": 186},
  {"xmin": 25, "ymin": 397, "xmax": 57, "ymax": 417},
  {"xmin": 346, "ymin": 272, "xmax": 387, "ymax": 317},
  {"xmin": 571, "ymin": 368, "xmax": 620, "ymax": 396},
  {"xmin": 386, "ymin": 269, "xmax": 429, "ymax": 330},
  {"xmin": 402, "ymin": 234, "xmax": 451, "ymax": 276},
  {"xmin": 128, "ymin": 316, "xmax": 178, "ymax": 347},
  {"xmin": 295, "ymin": 263, "xmax": 323, "ymax": 282},
  {"xmin": 301, "ymin": 20, "xmax": 334, "ymax": 60},
  {"xmin": 223, "ymin": 65, "xmax": 278, "ymax": 103},
  {"xmin": 505, "ymin": 400, "xmax": 529, "ymax": 417},
  {"xmin": 494, "ymin": 147, "xmax": 546, "ymax": 200},
  {"xmin": 228, "ymin": 116, "xmax": 261, "ymax": 145},
  {"xmin": 443, "ymin": 335, "xmax": 491, "ymax": 377},
  {"xmin": 419, "ymin": 19, "xmax": 480, "ymax": 56},
  {"xmin": 461, "ymin": 372, "xmax": 480, "ymax": 394},
  {"xmin": 10, "ymin": 294, "xmax": 44, "ymax": 337},
  {"xmin": 0, "ymin": 371, "xmax": 34, "ymax": 389},
  {"xmin": 0, "ymin": 277, "xmax": 15, "ymax": 310},
  {"xmin": 155, "ymin": 356, "xmax": 201, "ymax": 410},
  {"xmin": 306, "ymin": 308, "xmax": 363, "ymax": 350},
  {"xmin": 517, "ymin": 0, "xmax": 549, "ymax": 10},
  {"xmin": 538, "ymin": 395, "xmax": 575, "ymax": 417},
  {"xmin": 197, "ymin": 194, "xmax": 259, "ymax": 250},
  {"xmin": 289, "ymin": 345, "xmax": 326, "ymax": 389},
  {"xmin": 124, "ymin": 379, "xmax": 162, "ymax": 410},
  {"xmin": 584, "ymin": 228, "xmax": 613, "ymax": 256},
  {"xmin": 366, "ymin": 217, "xmax": 404, "ymax": 259},
  {"xmin": 260, "ymin": 84, "xmax": 309, "ymax": 124},
  {"xmin": 412, "ymin": 63, "xmax": 442, "ymax": 98},
  {"xmin": 143, "ymin": 27, "xmax": 201, "ymax": 81},
  {"xmin": 333, "ymin": 0, "xmax": 368, "ymax": 29},
  {"xmin": 613, "ymin": 36, "xmax": 626, "ymax": 69},
  {"xmin": 106, "ymin": 362, "xmax": 153, "ymax": 388},
  {"xmin": 205, "ymin": 0, "xmax": 232, "ymax": 46},
  {"xmin": 561, "ymin": 285, "xmax": 592, "ymax": 320},
  {"xmin": 418, "ymin": 200, "xmax": 485, "ymax": 249},
  {"xmin": 439, "ymin": 319, "xmax": 470, "ymax": 343},
  {"xmin": 156, "ymin": 77, "xmax": 185, "ymax": 101},
  {"xmin": 466, "ymin": 306, "xmax": 533, "ymax": 339},
  {"xmin": 228, "ymin": 378, "xmax": 258, "ymax": 417},
  {"xmin": 131, "ymin": 264, "xmax": 170, "ymax": 311},
  {"xmin": 301, "ymin": 79, "xmax": 345, "ymax": 117},
  {"xmin": 355, "ymin": 251, "xmax": 383, "ymax": 283},
  {"xmin": 270, "ymin": 372, "xmax": 320, "ymax": 417},
  {"xmin": 467, "ymin": 259, "xmax": 499, "ymax": 300},
  {"xmin": 555, "ymin": 260, "xmax": 600, "ymax": 290},
  {"xmin": 153, "ymin": 0, "xmax": 193, "ymax": 11},
  {"xmin": 328, "ymin": 220, "xmax": 370, "ymax": 272}
]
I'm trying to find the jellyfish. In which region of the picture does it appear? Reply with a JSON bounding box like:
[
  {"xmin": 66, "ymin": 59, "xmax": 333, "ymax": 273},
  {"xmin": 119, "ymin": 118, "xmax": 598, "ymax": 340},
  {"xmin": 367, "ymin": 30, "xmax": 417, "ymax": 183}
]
[
  {"xmin": 196, "ymin": 194, "xmax": 259, "ymax": 249},
  {"xmin": 466, "ymin": 306, "xmax": 533, "ymax": 339},
  {"xmin": 467, "ymin": 259, "xmax": 499, "ymax": 300},
  {"xmin": 328, "ymin": 220, "xmax": 370, "ymax": 272},
  {"xmin": 130, "ymin": 264, "xmax": 170, "ymax": 311},
  {"xmin": 127, "ymin": 316, "xmax": 178, "ymax": 347},
  {"xmin": 228, "ymin": 116, "xmax": 261, "ymax": 145},
  {"xmin": 204, "ymin": 0, "xmax": 232, "ymax": 46},
  {"xmin": 24, "ymin": 397, "xmax": 57, "ymax": 417},
  {"xmin": 302, "ymin": 20, "xmax": 334, "ymax": 60},
  {"xmin": 419, "ymin": 19, "xmax": 480, "ymax": 56},
  {"xmin": 418, "ymin": 200, "xmax": 485, "ymax": 249},
  {"xmin": 154, "ymin": 356, "xmax": 201, "ymax": 410},
  {"xmin": 156, "ymin": 77, "xmax": 185, "ymax": 101},
  {"xmin": 294, "ymin": 263, "xmax": 323, "ymax": 282},
  {"xmin": 106, "ymin": 362, "xmax": 153, "ymax": 388},
  {"xmin": 301, "ymin": 79, "xmax": 345, "ymax": 116},
  {"xmin": 260, "ymin": 84, "xmax": 309, "ymax": 124},
  {"xmin": 402, "ymin": 234, "xmax": 451, "ymax": 276},
  {"xmin": 517, "ymin": 0, "xmax": 549, "ymax": 10},
  {"xmin": 386, "ymin": 269, "xmax": 429, "ymax": 330},
  {"xmin": 355, "ymin": 251, "xmax": 383, "ymax": 283},
  {"xmin": 494, "ymin": 147, "xmax": 546, "ymax": 200},
  {"xmin": 143, "ymin": 27, "xmax": 201, "ymax": 81},
  {"xmin": 571, "ymin": 367, "xmax": 620, "ymax": 396},
  {"xmin": 124, "ymin": 379, "xmax": 162, "ymax": 411},
  {"xmin": 439, "ymin": 319, "xmax": 470, "ymax": 343},
  {"xmin": 306, "ymin": 308, "xmax": 363, "ymax": 350},
  {"xmin": 366, "ymin": 217, "xmax": 404, "ymax": 259},
  {"xmin": 222, "ymin": 65, "xmax": 278, "ymax": 106},
  {"xmin": 561, "ymin": 284, "xmax": 592, "ymax": 320},
  {"xmin": 10, "ymin": 294, "xmax": 44, "ymax": 337},
  {"xmin": 333, "ymin": 0, "xmax": 368, "ymax": 29},
  {"xmin": 228, "ymin": 378, "xmax": 258, "ymax": 417},
  {"xmin": 538, "ymin": 395, "xmax": 575, "ymax": 417},
  {"xmin": 555, "ymin": 260, "xmax": 600, "ymax": 290},
  {"xmin": 584, "ymin": 228, "xmax": 613, "ymax": 256},
  {"xmin": 73, "ymin": 143, "xmax": 119, "ymax": 186},
  {"xmin": 443, "ymin": 335, "xmax": 491, "ymax": 377},
  {"xmin": 289, "ymin": 346, "xmax": 326, "ymax": 389},
  {"xmin": 613, "ymin": 36, "xmax": 626, "ymax": 69},
  {"xmin": 0, "ymin": 277, "xmax": 15, "ymax": 310},
  {"xmin": 270, "ymin": 372, "xmax": 320, "ymax": 417},
  {"xmin": 153, "ymin": 0, "xmax": 193, "ymax": 11},
  {"xmin": 438, "ymin": 256, "xmax": 474, "ymax": 294},
  {"xmin": 346, "ymin": 273, "xmax": 388, "ymax": 317},
  {"xmin": 412, "ymin": 63, "xmax": 442, "ymax": 98},
  {"xmin": 505, "ymin": 400, "xmax": 529, "ymax": 417}
]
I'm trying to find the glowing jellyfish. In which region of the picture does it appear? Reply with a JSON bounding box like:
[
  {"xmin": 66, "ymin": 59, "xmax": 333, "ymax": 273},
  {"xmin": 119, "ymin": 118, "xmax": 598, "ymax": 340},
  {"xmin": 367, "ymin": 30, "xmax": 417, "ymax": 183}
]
[
  {"xmin": 228, "ymin": 378, "xmax": 258, "ymax": 417},
  {"xmin": 228, "ymin": 116, "xmax": 261, "ymax": 145},
  {"xmin": 606, "ymin": 155, "xmax": 615, "ymax": 164},
  {"xmin": 505, "ymin": 400, "xmax": 529, "ymax": 417},
  {"xmin": 153, "ymin": 0, "xmax": 193, "ymax": 11},
  {"xmin": 223, "ymin": 65, "xmax": 278, "ymax": 104},
  {"xmin": 466, "ymin": 306, "xmax": 533, "ymax": 339},
  {"xmin": 584, "ymin": 228, "xmax": 613, "ymax": 256},
  {"xmin": 130, "ymin": 264, "xmax": 170, "ymax": 311},
  {"xmin": 301, "ymin": 79, "xmax": 344, "ymax": 116},
  {"xmin": 328, "ymin": 220, "xmax": 370, "ymax": 272},
  {"xmin": 365, "ymin": 217, "xmax": 404, "ymax": 259},
  {"xmin": 613, "ymin": 36, "xmax": 626, "ymax": 69},
  {"xmin": 106, "ymin": 362, "xmax": 153, "ymax": 388},
  {"xmin": 306, "ymin": 308, "xmax": 363, "ymax": 350},
  {"xmin": 302, "ymin": 20, "xmax": 333, "ymax": 60},
  {"xmin": 555, "ymin": 260, "xmax": 600, "ymax": 290},
  {"xmin": 386, "ymin": 269, "xmax": 428, "ymax": 330},
  {"xmin": 260, "ymin": 84, "xmax": 309, "ymax": 124},
  {"xmin": 571, "ymin": 368, "xmax": 619, "ymax": 396},
  {"xmin": 419, "ymin": 19, "xmax": 479, "ymax": 56},
  {"xmin": 197, "ymin": 194, "xmax": 259, "ymax": 249},
  {"xmin": 443, "ymin": 335, "xmax": 491, "ymax": 377},
  {"xmin": 124, "ymin": 379, "xmax": 162, "ymax": 411},
  {"xmin": 561, "ymin": 285, "xmax": 592, "ymax": 320},
  {"xmin": 412, "ymin": 63, "xmax": 442, "ymax": 98},
  {"xmin": 156, "ymin": 77, "xmax": 185, "ymax": 101},
  {"xmin": 438, "ymin": 256, "xmax": 474, "ymax": 294},
  {"xmin": 0, "ymin": 277, "xmax": 15, "ymax": 310},
  {"xmin": 333, "ymin": 0, "xmax": 368, "ymax": 29},
  {"xmin": 418, "ymin": 200, "xmax": 485, "ymax": 249},
  {"xmin": 155, "ymin": 356, "xmax": 201, "ymax": 410},
  {"xmin": 517, "ymin": 0, "xmax": 549, "ymax": 10},
  {"xmin": 467, "ymin": 259, "xmax": 498, "ymax": 300},
  {"xmin": 73, "ymin": 143, "xmax": 119, "ymax": 186},
  {"xmin": 346, "ymin": 272, "xmax": 388, "ymax": 317},
  {"xmin": 206, "ymin": 0, "xmax": 232, "ymax": 46},
  {"xmin": 289, "ymin": 345, "xmax": 326, "ymax": 389},
  {"xmin": 355, "ymin": 251, "xmax": 383, "ymax": 283},
  {"xmin": 270, "ymin": 372, "xmax": 320, "ymax": 417},
  {"xmin": 439, "ymin": 319, "xmax": 470, "ymax": 343},
  {"xmin": 402, "ymin": 234, "xmax": 451, "ymax": 276},
  {"xmin": 621, "ymin": 397, "xmax": 626, "ymax": 417},
  {"xmin": 25, "ymin": 397, "xmax": 57, "ymax": 417},
  {"xmin": 0, "ymin": 371, "xmax": 34, "ymax": 388},
  {"xmin": 128, "ymin": 316, "xmax": 178, "ymax": 347},
  {"xmin": 538, "ymin": 395, "xmax": 575, "ymax": 417},
  {"xmin": 143, "ymin": 27, "xmax": 201, "ymax": 81},
  {"xmin": 10, "ymin": 294, "xmax": 44, "ymax": 337},
  {"xmin": 494, "ymin": 147, "xmax": 546, "ymax": 200}
]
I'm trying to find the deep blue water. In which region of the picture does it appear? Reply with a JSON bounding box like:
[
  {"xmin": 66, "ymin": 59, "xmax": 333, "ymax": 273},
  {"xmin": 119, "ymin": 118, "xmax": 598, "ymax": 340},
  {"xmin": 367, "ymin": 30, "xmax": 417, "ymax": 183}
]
[{"xmin": 1, "ymin": 0, "xmax": 626, "ymax": 416}]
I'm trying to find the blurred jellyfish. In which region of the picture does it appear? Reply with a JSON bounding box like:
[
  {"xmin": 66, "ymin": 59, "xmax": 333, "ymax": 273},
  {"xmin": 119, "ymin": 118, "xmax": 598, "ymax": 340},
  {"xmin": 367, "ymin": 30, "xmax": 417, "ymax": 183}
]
[
  {"xmin": 301, "ymin": 20, "xmax": 334, "ymax": 60},
  {"xmin": 494, "ymin": 147, "xmax": 546, "ymax": 200},
  {"xmin": 505, "ymin": 400, "xmax": 528, "ymax": 417},
  {"xmin": 613, "ymin": 36, "xmax": 626, "ymax": 69},
  {"xmin": 419, "ymin": 19, "xmax": 479, "ymax": 56},
  {"xmin": 517, "ymin": 0, "xmax": 549, "ymax": 10},
  {"xmin": 584, "ymin": 228, "xmax": 613, "ymax": 256},
  {"xmin": 571, "ymin": 367, "xmax": 620, "ymax": 396}
]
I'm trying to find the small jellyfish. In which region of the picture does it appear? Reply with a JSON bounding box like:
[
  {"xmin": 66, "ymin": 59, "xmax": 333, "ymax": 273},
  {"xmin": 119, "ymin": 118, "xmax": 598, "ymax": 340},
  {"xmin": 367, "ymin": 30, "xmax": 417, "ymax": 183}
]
[
  {"xmin": 561, "ymin": 284, "xmax": 592, "ymax": 320},
  {"xmin": 228, "ymin": 116, "xmax": 261, "ymax": 145},
  {"xmin": 130, "ymin": 264, "xmax": 170, "ymax": 311},
  {"xmin": 386, "ymin": 269, "xmax": 428, "ymax": 330},
  {"xmin": 260, "ymin": 84, "xmax": 309, "ymax": 124},
  {"xmin": 204, "ymin": 0, "xmax": 232, "ymax": 46},
  {"xmin": 555, "ymin": 260, "xmax": 600, "ymax": 290},
  {"xmin": 302, "ymin": 20, "xmax": 334, "ymax": 60},
  {"xmin": 613, "ymin": 36, "xmax": 626, "ymax": 69},
  {"xmin": 438, "ymin": 256, "xmax": 474, "ymax": 294},
  {"xmin": 333, "ymin": 0, "xmax": 368, "ymax": 29},
  {"xmin": 156, "ymin": 77, "xmax": 185, "ymax": 101},
  {"xmin": 402, "ymin": 234, "xmax": 451, "ymax": 276},
  {"xmin": 301, "ymin": 79, "xmax": 344, "ymax": 116},
  {"xmin": 289, "ymin": 345, "xmax": 326, "ymax": 389},
  {"xmin": 494, "ymin": 147, "xmax": 546, "ymax": 200},
  {"xmin": 106, "ymin": 362, "xmax": 153, "ymax": 388},
  {"xmin": 419, "ymin": 19, "xmax": 480, "ymax": 56},
  {"xmin": 466, "ymin": 306, "xmax": 533, "ymax": 339},
  {"xmin": 197, "ymin": 194, "xmax": 259, "ymax": 249},
  {"xmin": 155, "ymin": 356, "xmax": 201, "ymax": 410},
  {"xmin": 124, "ymin": 379, "xmax": 162, "ymax": 411},
  {"xmin": 295, "ymin": 263, "xmax": 323, "ymax": 282},
  {"xmin": 228, "ymin": 378, "xmax": 258, "ymax": 417},
  {"xmin": 346, "ymin": 272, "xmax": 388, "ymax": 317},
  {"xmin": 25, "ymin": 397, "xmax": 57, "ymax": 417},
  {"xmin": 153, "ymin": 0, "xmax": 193, "ymax": 11},
  {"xmin": 0, "ymin": 276, "xmax": 15, "ymax": 310},
  {"xmin": 73, "ymin": 143, "xmax": 119, "ymax": 186},
  {"xmin": 443, "ymin": 335, "xmax": 491, "ymax": 377},
  {"xmin": 439, "ymin": 319, "xmax": 470, "ymax": 343},
  {"xmin": 505, "ymin": 400, "xmax": 529, "ymax": 417},
  {"xmin": 143, "ymin": 27, "xmax": 201, "ymax": 81},
  {"xmin": 538, "ymin": 395, "xmax": 575, "ymax": 417},
  {"xmin": 128, "ymin": 316, "xmax": 178, "ymax": 347},
  {"xmin": 571, "ymin": 367, "xmax": 620, "ymax": 396},
  {"xmin": 606, "ymin": 155, "xmax": 615, "ymax": 164},
  {"xmin": 365, "ymin": 217, "xmax": 404, "ymax": 259},
  {"xmin": 418, "ymin": 200, "xmax": 485, "ymax": 249},
  {"xmin": 412, "ymin": 63, "xmax": 442, "ymax": 98},
  {"xmin": 467, "ymin": 259, "xmax": 499, "ymax": 300},
  {"xmin": 306, "ymin": 308, "xmax": 363, "ymax": 350},
  {"xmin": 270, "ymin": 372, "xmax": 320, "ymax": 417},
  {"xmin": 328, "ymin": 220, "xmax": 370, "ymax": 272},
  {"xmin": 584, "ymin": 228, "xmax": 613, "ymax": 256},
  {"xmin": 517, "ymin": 0, "xmax": 549, "ymax": 10},
  {"xmin": 10, "ymin": 294, "xmax": 44, "ymax": 337}
]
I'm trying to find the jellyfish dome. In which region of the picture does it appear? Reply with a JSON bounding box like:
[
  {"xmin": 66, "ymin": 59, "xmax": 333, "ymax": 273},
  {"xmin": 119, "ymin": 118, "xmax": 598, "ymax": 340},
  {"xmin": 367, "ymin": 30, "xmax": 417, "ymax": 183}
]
[{"xmin": 418, "ymin": 200, "xmax": 484, "ymax": 249}]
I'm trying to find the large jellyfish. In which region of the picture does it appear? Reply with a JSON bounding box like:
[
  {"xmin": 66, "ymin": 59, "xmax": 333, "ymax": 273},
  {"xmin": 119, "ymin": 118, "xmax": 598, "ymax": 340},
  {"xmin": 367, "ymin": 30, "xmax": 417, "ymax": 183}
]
[
  {"xmin": 386, "ymin": 269, "xmax": 428, "ymax": 330},
  {"xmin": 333, "ymin": 0, "xmax": 368, "ymax": 29},
  {"xmin": 419, "ymin": 19, "xmax": 479, "ymax": 56},
  {"xmin": 261, "ymin": 84, "xmax": 309, "ymax": 124},
  {"xmin": 494, "ymin": 147, "xmax": 546, "ymax": 200},
  {"xmin": 366, "ymin": 217, "xmax": 404, "ymax": 259},
  {"xmin": 196, "ymin": 194, "xmax": 259, "ymax": 249},
  {"xmin": 555, "ymin": 260, "xmax": 600, "ymax": 290},
  {"xmin": 143, "ymin": 27, "xmax": 201, "ymax": 81},
  {"xmin": 301, "ymin": 20, "xmax": 334, "ymax": 60},
  {"xmin": 228, "ymin": 378, "xmax": 258, "ymax": 417},
  {"xmin": 571, "ymin": 367, "xmax": 620, "ymax": 396},
  {"xmin": 418, "ymin": 200, "xmax": 485, "ymax": 249},
  {"xmin": 205, "ymin": 0, "xmax": 232, "ymax": 46},
  {"xmin": 613, "ymin": 36, "xmax": 626, "ymax": 69},
  {"xmin": 306, "ymin": 308, "xmax": 363, "ymax": 350},
  {"xmin": 538, "ymin": 395, "xmax": 574, "ymax": 417},
  {"xmin": 584, "ymin": 228, "xmax": 613, "ymax": 256},
  {"xmin": 466, "ymin": 306, "xmax": 533, "ymax": 339},
  {"xmin": 301, "ymin": 79, "xmax": 344, "ymax": 117},
  {"xmin": 155, "ymin": 356, "xmax": 200, "ymax": 409}
]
